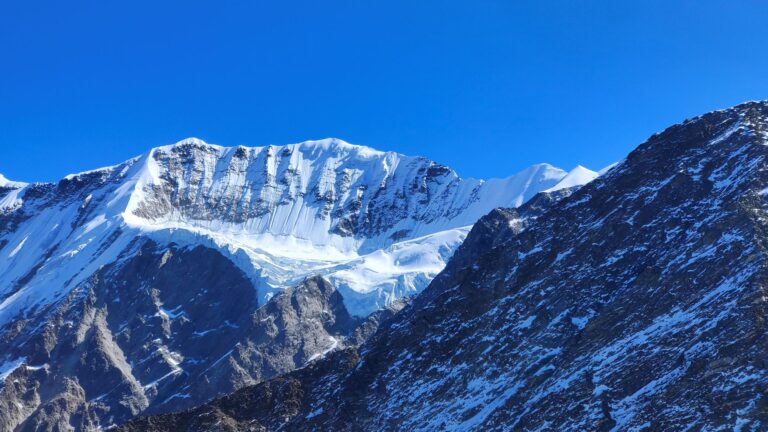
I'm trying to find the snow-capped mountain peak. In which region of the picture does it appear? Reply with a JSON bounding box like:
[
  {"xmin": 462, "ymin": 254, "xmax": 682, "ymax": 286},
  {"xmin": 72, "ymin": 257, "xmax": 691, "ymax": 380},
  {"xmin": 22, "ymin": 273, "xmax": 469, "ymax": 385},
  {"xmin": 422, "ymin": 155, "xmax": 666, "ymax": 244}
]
[
  {"xmin": 545, "ymin": 165, "xmax": 599, "ymax": 193},
  {"xmin": 120, "ymin": 139, "xmax": 574, "ymax": 253},
  {"xmin": 0, "ymin": 138, "xmax": 598, "ymax": 322},
  {"xmin": 0, "ymin": 174, "xmax": 27, "ymax": 189}
]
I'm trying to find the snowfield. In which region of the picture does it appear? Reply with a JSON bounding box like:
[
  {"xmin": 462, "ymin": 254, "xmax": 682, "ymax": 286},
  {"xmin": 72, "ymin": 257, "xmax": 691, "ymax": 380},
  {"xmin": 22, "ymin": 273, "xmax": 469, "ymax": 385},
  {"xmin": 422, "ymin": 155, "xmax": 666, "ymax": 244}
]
[{"xmin": 0, "ymin": 137, "xmax": 599, "ymax": 319}]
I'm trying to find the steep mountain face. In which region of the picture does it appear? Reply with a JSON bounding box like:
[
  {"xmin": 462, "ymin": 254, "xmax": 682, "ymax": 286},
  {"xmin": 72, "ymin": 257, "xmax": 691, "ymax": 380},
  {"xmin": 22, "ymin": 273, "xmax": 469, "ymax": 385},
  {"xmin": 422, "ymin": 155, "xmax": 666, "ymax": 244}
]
[
  {"xmin": 122, "ymin": 101, "xmax": 768, "ymax": 431},
  {"xmin": 0, "ymin": 138, "xmax": 586, "ymax": 320},
  {"xmin": 123, "ymin": 138, "xmax": 583, "ymax": 314},
  {"xmin": 0, "ymin": 138, "xmax": 593, "ymax": 430},
  {"xmin": 126, "ymin": 138, "xmax": 564, "ymax": 249}
]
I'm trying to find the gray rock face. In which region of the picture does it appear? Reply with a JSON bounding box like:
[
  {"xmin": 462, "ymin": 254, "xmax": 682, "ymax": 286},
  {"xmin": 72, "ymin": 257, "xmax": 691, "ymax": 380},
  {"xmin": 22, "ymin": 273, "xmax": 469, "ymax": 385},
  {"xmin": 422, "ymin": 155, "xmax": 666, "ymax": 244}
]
[
  {"xmin": 0, "ymin": 237, "xmax": 391, "ymax": 431},
  {"xmin": 120, "ymin": 101, "xmax": 768, "ymax": 431}
]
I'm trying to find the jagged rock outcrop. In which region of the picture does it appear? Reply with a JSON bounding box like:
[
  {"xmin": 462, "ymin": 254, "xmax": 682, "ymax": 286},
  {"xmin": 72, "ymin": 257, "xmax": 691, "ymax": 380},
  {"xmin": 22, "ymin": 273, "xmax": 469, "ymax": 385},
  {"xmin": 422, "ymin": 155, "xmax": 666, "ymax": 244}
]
[
  {"xmin": 0, "ymin": 239, "xmax": 392, "ymax": 431},
  {"xmin": 120, "ymin": 101, "xmax": 768, "ymax": 431}
]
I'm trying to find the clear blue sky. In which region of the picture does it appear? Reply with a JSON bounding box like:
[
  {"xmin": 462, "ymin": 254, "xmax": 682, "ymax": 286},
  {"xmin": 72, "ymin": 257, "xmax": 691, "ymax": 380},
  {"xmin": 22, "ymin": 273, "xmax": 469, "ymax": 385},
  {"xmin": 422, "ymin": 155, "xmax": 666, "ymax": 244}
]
[{"xmin": 2, "ymin": 1, "xmax": 767, "ymax": 182}]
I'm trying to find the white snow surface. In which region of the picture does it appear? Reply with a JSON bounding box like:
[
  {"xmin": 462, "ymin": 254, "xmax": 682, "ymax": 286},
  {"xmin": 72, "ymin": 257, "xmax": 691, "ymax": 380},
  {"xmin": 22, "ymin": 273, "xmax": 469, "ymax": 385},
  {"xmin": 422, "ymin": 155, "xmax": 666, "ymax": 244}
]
[
  {"xmin": 0, "ymin": 138, "xmax": 599, "ymax": 319},
  {"xmin": 545, "ymin": 165, "xmax": 599, "ymax": 193},
  {"xmin": 0, "ymin": 174, "xmax": 27, "ymax": 189},
  {"xmin": 0, "ymin": 174, "xmax": 28, "ymax": 211}
]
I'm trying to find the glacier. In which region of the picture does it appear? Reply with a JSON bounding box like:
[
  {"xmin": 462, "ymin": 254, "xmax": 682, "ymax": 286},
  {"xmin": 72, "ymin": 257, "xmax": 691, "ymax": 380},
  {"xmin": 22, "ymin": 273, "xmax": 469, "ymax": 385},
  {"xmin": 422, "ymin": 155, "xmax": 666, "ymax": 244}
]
[{"xmin": 0, "ymin": 137, "xmax": 598, "ymax": 318}]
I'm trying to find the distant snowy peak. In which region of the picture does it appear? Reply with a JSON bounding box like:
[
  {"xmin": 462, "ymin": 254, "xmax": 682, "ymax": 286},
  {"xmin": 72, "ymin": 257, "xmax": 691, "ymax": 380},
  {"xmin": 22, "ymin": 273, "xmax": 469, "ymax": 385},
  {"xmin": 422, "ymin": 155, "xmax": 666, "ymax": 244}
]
[
  {"xmin": 120, "ymin": 137, "xmax": 597, "ymax": 252},
  {"xmin": 0, "ymin": 137, "xmax": 600, "ymax": 318},
  {"xmin": 545, "ymin": 165, "xmax": 599, "ymax": 193},
  {"xmin": 0, "ymin": 174, "xmax": 28, "ymax": 212},
  {"xmin": 0, "ymin": 174, "xmax": 27, "ymax": 189},
  {"xmin": 161, "ymin": 137, "xmax": 389, "ymax": 159}
]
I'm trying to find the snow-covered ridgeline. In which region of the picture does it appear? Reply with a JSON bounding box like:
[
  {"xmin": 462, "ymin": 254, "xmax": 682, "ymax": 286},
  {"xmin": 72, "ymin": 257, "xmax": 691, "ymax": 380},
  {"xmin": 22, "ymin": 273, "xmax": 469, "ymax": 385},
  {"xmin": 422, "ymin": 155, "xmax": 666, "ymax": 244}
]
[
  {"xmin": 121, "ymin": 138, "xmax": 581, "ymax": 254},
  {"xmin": 0, "ymin": 174, "xmax": 27, "ymax": 190},
  {"xmin": 0, "ymin": 138, "xmax": 599, "ymax": 318}
]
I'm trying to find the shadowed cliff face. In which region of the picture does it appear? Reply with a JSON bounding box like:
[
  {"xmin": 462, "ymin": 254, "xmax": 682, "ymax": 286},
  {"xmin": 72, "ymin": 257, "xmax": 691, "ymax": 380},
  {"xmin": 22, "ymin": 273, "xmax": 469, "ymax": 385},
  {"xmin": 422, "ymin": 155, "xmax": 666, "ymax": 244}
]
[
  {"xmin": 0, "ymin": 239, "xmax": 395, "ymax": 431},
  {"xmin": 121, "ymin": 102, "xmax": 768, "ymax": 431}
]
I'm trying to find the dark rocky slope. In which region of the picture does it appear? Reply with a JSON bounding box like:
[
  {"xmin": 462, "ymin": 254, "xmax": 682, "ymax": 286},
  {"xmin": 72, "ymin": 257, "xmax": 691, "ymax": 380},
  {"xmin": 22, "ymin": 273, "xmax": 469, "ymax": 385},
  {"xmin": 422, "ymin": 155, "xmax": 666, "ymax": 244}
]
[
  {"xmin": 0, "ymin": 238, "xmax": 395, "ymax": 431},
  {"xmin": 121, "ymin": 101, "xmax": 768, "ymax": 431}
]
